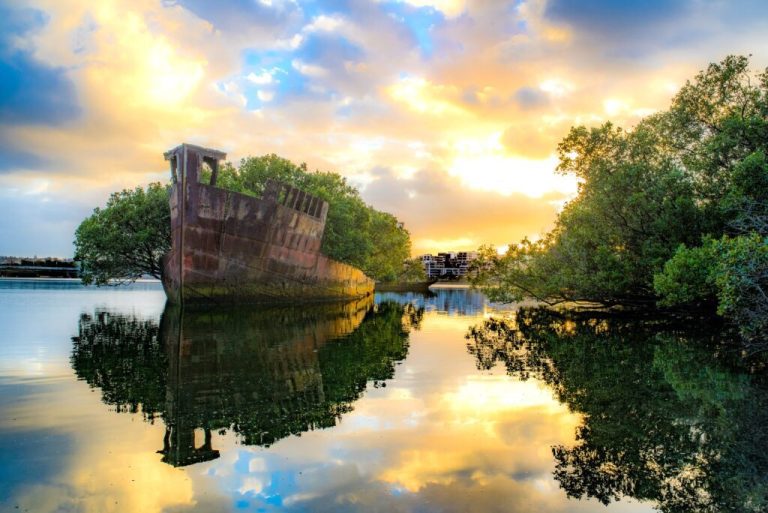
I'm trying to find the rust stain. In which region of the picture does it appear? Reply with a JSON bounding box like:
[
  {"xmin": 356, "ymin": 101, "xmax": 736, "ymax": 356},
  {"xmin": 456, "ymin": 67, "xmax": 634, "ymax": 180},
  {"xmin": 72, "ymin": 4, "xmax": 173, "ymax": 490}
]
[{"xmin": 161, "ymin": 143, "xmax": 374, "ymax": 305}]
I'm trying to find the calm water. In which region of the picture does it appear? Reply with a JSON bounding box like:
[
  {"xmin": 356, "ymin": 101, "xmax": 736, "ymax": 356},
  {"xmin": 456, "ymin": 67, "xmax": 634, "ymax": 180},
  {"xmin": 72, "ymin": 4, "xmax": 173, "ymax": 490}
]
[{"xmin": 1, "ymin": 279, "xmax": 766, "ymax": 513}]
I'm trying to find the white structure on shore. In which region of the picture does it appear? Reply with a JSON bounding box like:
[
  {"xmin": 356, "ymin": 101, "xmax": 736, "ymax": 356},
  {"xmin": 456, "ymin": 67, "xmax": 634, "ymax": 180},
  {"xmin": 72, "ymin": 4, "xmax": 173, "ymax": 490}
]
[{"xmin": 419, "ymin": 251, "xmax": 478, "ymax": 280}]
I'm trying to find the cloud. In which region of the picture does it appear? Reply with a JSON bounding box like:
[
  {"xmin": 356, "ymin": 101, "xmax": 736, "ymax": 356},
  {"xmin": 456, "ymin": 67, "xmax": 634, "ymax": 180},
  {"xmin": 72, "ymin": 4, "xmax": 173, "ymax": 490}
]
[
  {"xmin": 388, "ymin": 76, "xmax": 467, "ymax": 116},
  {"xmin": 544, "ymin": 0, "xmax": 688, "ymax": 37},
  {"xmin": 541, "ymin": 0, "xmax": 768, "ymax": 62},
  {"xmin": 168, "ymin": 0, "xmax": 303, "ymax": 39},
  {"xmin": 0, "ymin": 136, "xmax": 49, "ymax": 172},
  {"xmin": 304, "ymin": 13, "xmax": 346, "ymax": 33},
  {"xmin": 291, "ymin": 59, "xmax": 328, "ymax": 77},
  {"xmin": 500, "ymin": 122, "xmax": 564, "ymax": 160},
  {"xmin": 388, "ymin": 0, "xmax": 468, "ymax": 19},
  {"xmin": 247, "ymin": 70, "xmax": 275, "ymax": 85},
  {"xmin": 361, "ymin": 165, "xmax": 569, "ymax": 253},
  {"xmin": 0, "ymin": 182, "xmax": 99, "ymax": 257},
  {"xmin": 0, "ymin": 3, "xmax": 80, "ymax": 126},
  {"xmin": 2, "ymin": 0, "xmax": 768, "ymax": 256},
  {"xmin": 512, "ymin": 86, "xmax": 549, "ymax": 110},
  {"xmin": 257, "ymin": 89, "xmax": 275, "ymax": 102},
  {"xmin": 295, "ymin": 31, "xmax": 366, "ymax": 75}
]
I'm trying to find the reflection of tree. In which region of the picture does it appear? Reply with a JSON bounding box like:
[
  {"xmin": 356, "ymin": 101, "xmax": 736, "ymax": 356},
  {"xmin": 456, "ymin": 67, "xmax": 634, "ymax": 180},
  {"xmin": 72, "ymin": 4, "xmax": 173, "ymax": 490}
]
[
  {"xmin": 71, "ymin": 311, "xmax": 167, "ymax": 418},
  {"xmin": 466, "ymin": 308, "xmax": 768, "ymax": 513},
  {"xmin": 71, "ymin": 299, "xmax": 421, "ymax": 466}
]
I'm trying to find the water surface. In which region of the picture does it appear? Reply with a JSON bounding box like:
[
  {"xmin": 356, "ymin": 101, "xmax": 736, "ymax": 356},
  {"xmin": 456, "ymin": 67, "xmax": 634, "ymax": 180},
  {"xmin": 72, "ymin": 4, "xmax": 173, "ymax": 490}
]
[{"xmin": 1, "ymin": 279, "xmax": 764, "ymax": 512}]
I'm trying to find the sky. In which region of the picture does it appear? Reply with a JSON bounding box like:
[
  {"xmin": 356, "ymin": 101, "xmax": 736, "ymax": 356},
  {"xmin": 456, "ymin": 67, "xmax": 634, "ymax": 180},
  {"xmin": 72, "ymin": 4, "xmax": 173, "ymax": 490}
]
[{"xmin": 1, "ymin": 0, "xmax": 768, "ymax": 257}]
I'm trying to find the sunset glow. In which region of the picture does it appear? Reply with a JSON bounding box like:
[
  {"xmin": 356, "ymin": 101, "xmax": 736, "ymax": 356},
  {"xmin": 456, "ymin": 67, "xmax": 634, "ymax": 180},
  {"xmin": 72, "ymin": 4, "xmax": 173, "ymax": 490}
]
[{"xmin": 1, "ymin": 0, "xmax": 766, "ymax": 256}]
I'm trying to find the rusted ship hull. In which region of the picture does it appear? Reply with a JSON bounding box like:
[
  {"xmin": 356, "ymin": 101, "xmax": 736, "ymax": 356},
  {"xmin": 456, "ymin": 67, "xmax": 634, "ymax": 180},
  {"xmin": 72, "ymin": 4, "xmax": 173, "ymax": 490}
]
[{"xmin": 162, "ymin": 144, "xmax": 374, "ymax": 305}]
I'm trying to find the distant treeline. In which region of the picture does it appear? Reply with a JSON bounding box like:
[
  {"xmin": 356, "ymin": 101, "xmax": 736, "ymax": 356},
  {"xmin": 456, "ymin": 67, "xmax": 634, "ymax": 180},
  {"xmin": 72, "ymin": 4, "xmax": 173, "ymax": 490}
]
[{"xmin": 0, "ymin": 257, "xmax": 80, "ymax": 278}]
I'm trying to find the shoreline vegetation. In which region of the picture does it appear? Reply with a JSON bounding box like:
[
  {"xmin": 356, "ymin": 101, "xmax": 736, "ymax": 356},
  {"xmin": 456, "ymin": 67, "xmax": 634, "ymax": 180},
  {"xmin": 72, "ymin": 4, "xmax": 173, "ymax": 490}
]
[{"xmin": 470, "ymin": 55, "xmax": 768, "ymax": 353}]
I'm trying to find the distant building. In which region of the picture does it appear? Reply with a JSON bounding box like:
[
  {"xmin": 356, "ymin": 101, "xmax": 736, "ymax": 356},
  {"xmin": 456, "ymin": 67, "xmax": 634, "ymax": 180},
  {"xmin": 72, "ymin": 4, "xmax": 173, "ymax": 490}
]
[
  {"xmin": 419, "ymin": 254, "xmax": 439, "ymax": 279},
  {"xmin": 418, "ymin": 251, "xmax": 477, "ymax": 280}
]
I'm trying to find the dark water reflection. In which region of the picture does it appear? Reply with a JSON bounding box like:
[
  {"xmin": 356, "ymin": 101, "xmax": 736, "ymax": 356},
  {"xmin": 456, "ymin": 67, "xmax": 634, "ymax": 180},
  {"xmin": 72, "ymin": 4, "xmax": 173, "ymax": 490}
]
[
  {"xmin": 466, "ymin": 308, "xmax": 768, "ymax": 513},
  {"xmin": 72, "ymin": 297, "xmax": 423, "ymax": 466}
]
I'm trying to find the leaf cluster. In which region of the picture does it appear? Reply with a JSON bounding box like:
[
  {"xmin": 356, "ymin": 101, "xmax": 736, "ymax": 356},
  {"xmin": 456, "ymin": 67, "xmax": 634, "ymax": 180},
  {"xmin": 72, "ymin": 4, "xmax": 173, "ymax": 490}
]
[
  {"xmin": 74, "ymin": 183, "xmax": 170, "ymax": 285},
  {"xmin": 472, "ymin": 55, "xmax": 768, "ymax": 346},
  {"xmin": 219, "ymin": 154, "xmax": 413, "ymax": 281}
]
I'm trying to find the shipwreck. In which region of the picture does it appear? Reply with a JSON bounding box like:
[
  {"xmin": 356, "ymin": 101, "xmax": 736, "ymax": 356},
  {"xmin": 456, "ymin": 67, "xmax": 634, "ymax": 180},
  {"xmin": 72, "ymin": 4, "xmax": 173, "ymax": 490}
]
[{"xmin": 161, "ymin": 143, "xmax": 374, "ymax": 304}]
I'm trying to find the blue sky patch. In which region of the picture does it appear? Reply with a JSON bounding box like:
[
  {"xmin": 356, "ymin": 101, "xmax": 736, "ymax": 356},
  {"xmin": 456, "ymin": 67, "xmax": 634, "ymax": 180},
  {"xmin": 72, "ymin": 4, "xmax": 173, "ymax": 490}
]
[
  {"xmin": 380, "ymin": 2, "xmax": 445, "ymax": 59},
  {"xmin": 0, "ymin": 53, "xmax": 81, "ymax": 125},
  {"xmin": 297, "ymin": 32, "xmax": 365, "ymax": 67},
  {"xmin": 0, "ymin": 140, "xmax": 48, "ymax": 172},
  {"xmin": 544, "ymin": 0, "xmax": 687, "ymax": 35},
  {"xmin": 0, "ymin": 3, "xmax": 80, "ymax": 126}
]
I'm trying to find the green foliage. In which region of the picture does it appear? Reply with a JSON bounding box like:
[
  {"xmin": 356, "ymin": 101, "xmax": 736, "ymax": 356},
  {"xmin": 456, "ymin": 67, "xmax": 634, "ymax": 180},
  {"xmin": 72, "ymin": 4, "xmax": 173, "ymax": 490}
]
[
  {"xmin": 726, "ymin": 151, "xmax": 768, "ymax": 232},
  {"xmin": 662, "ymin": 56, "xmax": 768, "ymax": 211},
  {"xmin": 472, "ymin": 113, "xmax": 707, "ymax": 305},
  {"xmin": 708, "ymin": 234, "xmax": 768, "ymax": 346},
  {"xmin": 470, "ymin": 241, "xmax": 558, "ymax": 304},
  {"xmin": 228, "ymin": 154, "xmax": 412, "ymax": 281},
  {"xmin": 654, "ymin": 240, "xmax": 720, "ymax": 307},
  {"xmin": 398, "ymin": 257, "xmax": 428, "ymax": 282},
  {"xmin": 76, "ymin": 155, "xmax": 413, "ymax": 283},
  {"xmin": 472, "ymin": 55, "xmax": 768, "ymax": 345},
  {"xmin": 364, "ymin": 211, "xmax": 412, "ymax": 281},
  {"xmin": 74, "ymin": 183, "xmax": 170, "ymax": 285},
  {"xmin": 318, "ymin": 188, "xmax": 374, "ymax": 270},
  {"xmin": 656, "ymin": 234, "xmax": 768, "ymax": 349}
]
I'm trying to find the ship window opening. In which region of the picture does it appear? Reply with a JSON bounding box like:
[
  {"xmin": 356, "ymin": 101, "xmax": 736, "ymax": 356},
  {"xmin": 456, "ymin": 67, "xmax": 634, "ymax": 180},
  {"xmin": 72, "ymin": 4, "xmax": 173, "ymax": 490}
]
[
  {"xmin": 169, "ymin": 157, "xmax": 178, "ymax": 183},
  {"xmin": 293, "ymin": 191, "xmax": 305, "ymax": 210},
  {"xmin": 203, "ymin": 157, "xmax": 219, "ymax": 186},
  {"xmin": 199, "ymin": 161, "xmax": 212, "ymax": 184},
  {"xmin": 285, "ymin": 189, "xmax": 296, "ymax": 208}
]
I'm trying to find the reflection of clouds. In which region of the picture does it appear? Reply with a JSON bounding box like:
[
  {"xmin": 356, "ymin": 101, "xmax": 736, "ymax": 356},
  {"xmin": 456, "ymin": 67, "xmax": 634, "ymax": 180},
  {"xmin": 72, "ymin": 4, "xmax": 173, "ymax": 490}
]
[
  {"xmin": 443, "ymin": 375, "xmax": 566, "ymax": 414},
  {"xmin": 4, "ymin": 286, "xmax": 655, "ymax": 512},
  {"xmin": 10, "ymin": 422, "xmax": 195, "ymax": 513},
  {"xmin": 2, "ymin": 282, "xmax": 188, "ymax": 512},
  {"xmin": 1, "ymin": 380, "xmax": 109, "ymax": 431},
  {"xmin": 238, "ymin": 476, "xmax": 265, "ymax": 495},
  {"xmin": 377, "ymin": 380, "xmax": 580, "ymax": 493},
  {"xmin": 167, "ymin": 306, "xmax": 652, "ymax": 512}
]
